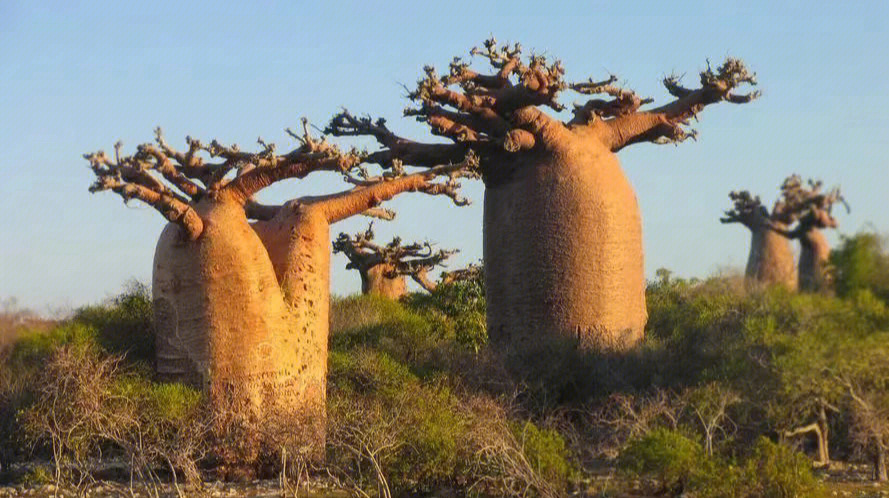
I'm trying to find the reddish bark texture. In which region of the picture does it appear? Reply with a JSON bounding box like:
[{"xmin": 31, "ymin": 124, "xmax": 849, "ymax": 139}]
[
  {"xmin": 328, "ymin": 38, "xmax": 758, "ymax": 352},
  {"xmin": 721, "ymin": 190, "xmax": 799, "ymax": 289}
]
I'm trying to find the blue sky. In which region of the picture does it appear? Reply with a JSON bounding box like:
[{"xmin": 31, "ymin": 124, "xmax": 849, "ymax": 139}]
[{"xmin": 1, "ymin": 1, "xmax": 887, "ymax": 310}]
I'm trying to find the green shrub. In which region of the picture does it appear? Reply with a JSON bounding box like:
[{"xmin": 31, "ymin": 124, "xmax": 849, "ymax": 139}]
[
  {"xmin": 327, "ymin": 382, "xmax": 474, "ymax": 495},
  {"xmin": 330, "ymin": 294, "xmax": 456, "ymax": 381},
  {"xmin": 832, "ymin": 231, "xmax": 889, "ymax": 302},
  {"xmin": 407, "ymin": 273, "xmax": 487, "ymax": 352},
  {"xmin": 73, "ymin": 281, "xmax": 153, "ymax": 364},
  {"xmin": 618, "ymin": 429, "xmax": 824, "ymax": 498},
  {"xmin": 742, "ymin": 437, "xmax": 823, "ymax": 498},
  {"xmin": 332, "ymin": 296, "xmax": 437, "ymax": 349},
  {"xmin": 390, "ymin": 385, "xmax": 469, "ymax": 490},
  {"xmin": 618, "ymin": 427, "xmax": 703, "ymax": 493},
  {"xmin": 1, "ymin": 324, "xmax": 102, "ymax": 470},
  {"xmin": 330, "ymin": 294, "xmax": 407, "ymax": 335},
  {"xmin": 19, "ymin": 464, "xmax": 53, "ymax": 485},
  {"xmin": 111, "ymin": 374, "xmax": 201, "ymax": 424},
  {"xmin": 510, "ymin": 420, "xmax": 575, "ymax": 487},
  {"xmin": 8, "ymin": 322, "xmax": 99, "ymax": 372},
  {"xmin": 328, "ymin": 348, "xmax": 417, "ymax": 398},
  {"xmin": 19, "ymin": 343, "xmax": 208, "ymax": 486}
]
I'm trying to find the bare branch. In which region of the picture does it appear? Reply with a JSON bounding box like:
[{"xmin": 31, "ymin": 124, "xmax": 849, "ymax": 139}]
[
  {"xmin": 245, "ymin": 200, "xmax": 282, "ymax": 221},
  {"xmin": 224, "ymin": 119, "xmax": 363, "ymax": 202},
  {"xmin": 779, "ymin": 174, "xmax": 848, "ymax": 236},
  {"xmin": 602, "ymin": 57, "xmax": 759, "ymax": 150},
  {"xmin": 720, "ymin": 190, "xmax": 768, "ymax": 229},
  {"xmin": 312, "ymin": 153, "xmax": 480, "ymax": 224},
  {"xmin": 84, "ymin": 149, "xmax": 203, "ymax": 239},
  {"xmin": 326, "ymin": 109, "xmax": 467, "ymax": 167},
  {"xmin": 568, "ymin": 76, "xmax": 653, "ymax": 122}
]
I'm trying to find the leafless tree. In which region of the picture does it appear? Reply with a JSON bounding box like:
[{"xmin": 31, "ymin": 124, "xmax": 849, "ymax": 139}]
[
  {"xmin": 328, "ymin": 38, "xmax": 758, "ymax": 352},
  {"xmin": 332, "ymin": 224, "xmax": 456, "ymax": 299}
]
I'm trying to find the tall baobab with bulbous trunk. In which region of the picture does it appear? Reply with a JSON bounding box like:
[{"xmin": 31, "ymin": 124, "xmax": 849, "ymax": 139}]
[
  {"xmin": 332, "ymin": 224, "xmax": 457, "ymax": 299},
  {"xmin": 327, "ymin": 38, "xmax": 758, "ymax": 352},
  {"xmin": 720, "ymin": 189, "xmax": 799, "ymax": 289},
  {"xmin": 84, "ymin": 122, "xmax": 475, "ymax": 458},
  {"xmin": 777, "ymin": 175, "xmax": 848, "ymax": 292}
]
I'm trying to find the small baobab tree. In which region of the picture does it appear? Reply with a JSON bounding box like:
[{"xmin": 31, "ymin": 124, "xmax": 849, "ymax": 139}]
[
  {"xmin": 438, "ymin": 263, "xmax": 484, "ymax": 288},
  {"xmin": 85, "ymin": 122, "xmax": 475, "ymax": 458},
  {"xmin": 327, "ymin": 38, "xmax": 758, "ymax": 352},
  {"xmin": 777, "ymin": 175, "xmax": 848, "ymax": 292},
  {"xmin": 332, "ymin": 224, "xmax": 457, "ymax": 299},
  {"xmin": 720, "ymin": 188, "xmax": 799, "ymax": 289}
]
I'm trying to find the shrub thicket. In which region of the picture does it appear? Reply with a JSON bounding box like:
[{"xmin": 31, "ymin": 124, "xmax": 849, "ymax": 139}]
[
  {"xmin": 619, "ymin": 429, "xmax": 822, "ymax": 497},
  {"xmin": 832, "ymin": 231, "xmax": 889, "ymax": 302},
  {"xmin": 4, "ymin": 267, "xmax": 889, "ymax": 494}
]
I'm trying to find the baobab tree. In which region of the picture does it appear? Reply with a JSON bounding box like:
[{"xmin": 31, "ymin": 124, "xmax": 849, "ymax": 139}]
[
  {"xmin": 84, "ymin": 122, "xmax": 475, "ymax": 457},
  {"xmin": 777, "ymin": 175, "xmax": 847, "ymax": 292},
  {"xmin": 720, "ymin": 188, "xmax": 799, "ymax": 289},
  {"xmin": 438, "ymin": 263, "xmax": 484, "ymax": 288},
  {"xmin": 327, "ymin": 38, "xmax": 758, "ymax": 352},
  {"xmin": 332, "ymin": 224, "xmax": 457, "ymax": 299}
]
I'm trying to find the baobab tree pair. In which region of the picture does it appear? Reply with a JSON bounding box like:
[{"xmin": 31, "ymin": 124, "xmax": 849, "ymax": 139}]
[
  {"xmin": 722, "ymin": 175, "xmax": 847, "ymax": 291},
  {"xmin": 85, "ymin": 122, "xmax": 476, "ymax": 457},
  {"xmin": 87, "ymin": 38, "xmax": 759, "ymax": 461}
]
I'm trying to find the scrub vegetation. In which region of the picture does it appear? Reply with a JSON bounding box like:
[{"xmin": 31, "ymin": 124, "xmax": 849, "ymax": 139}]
[{"xmin": 2, "ymin": 231, "xmax": 888, "ymax": 496}]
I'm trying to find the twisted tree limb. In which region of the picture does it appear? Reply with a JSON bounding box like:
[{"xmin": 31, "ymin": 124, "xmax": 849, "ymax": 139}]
[{"xmin": 326, "ymin": 38, "xmax": 759, "ymax": 174}]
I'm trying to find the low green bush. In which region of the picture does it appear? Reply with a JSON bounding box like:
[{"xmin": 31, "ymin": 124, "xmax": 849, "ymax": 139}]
[
  {"xmin": 19, "ymin": 465, "xmax": 52, "ymax": 486},
  {"xmin": 330, "ymin": 295, "xmax": 446, "ymax": 364},
  {"xmin": 72, "ymin": 281, "xmax": 153, "ymax": 365},
  {"xmin": 510, "ymin": 420, "xmax": 575, "ymax": 488},
  {"xmin": 832, "ymin": 231, "xmax": 889, "ymax": 303},
  {"xmin": 7, "ymin": 322, "xmax": 99, "ymax": 372},
  {"xmin": 329, "ymin": 348, "xmax": 417, "ymax": 398},
  {"xmin": 407, "ymin": 273, "xmax": 487, "ymax": 352},
  {"xmin": 619, "ymin": 428, "xmax": 823, "ymax": 498},
  {"xmin": 618, "ymin": 427, "xmax": 704, "ymax": 494},
  {"xmin": 743, "ymin": 437, "xmax": 823, "ymax": 498}
]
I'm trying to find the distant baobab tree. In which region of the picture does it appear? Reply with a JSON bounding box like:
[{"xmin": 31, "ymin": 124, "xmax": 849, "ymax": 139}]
[
  {"xmin": 777, "ymin": 175, "xmax": 848, "ymax": 292},
  {"xmin": 332, "ymin": 224, "xmax": 457, "ymax": 299},
  {"xmin": 327, "ymin": 38, "xmax": 759, "ymax": 352},
  {"xmin": 438, "ymin": 263, "xmax": 484, "ymax": 288},
  {"xmin": 84, "ymin": 121, "xmax": 475, "ymax": 458},
  {"xmin": 721, "ymin": 189, "xmax": 799, "ymax": 289}
]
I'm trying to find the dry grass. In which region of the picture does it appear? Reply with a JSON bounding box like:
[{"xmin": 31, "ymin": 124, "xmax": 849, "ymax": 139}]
[{"xmin": 0, "ymin": 298, "xmax": 55, "ymax": 358}]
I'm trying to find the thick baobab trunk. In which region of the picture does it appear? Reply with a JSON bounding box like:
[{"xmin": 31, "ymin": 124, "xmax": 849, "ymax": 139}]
[
  {"xmin": 252, "ymin": 202, "xmax": 330, "ymax": 442},
  {"xmin": 325, "ymin": 43, "xmax": 759, "ymax": 358},
  {"xmin": 361, "ymin": 264, "xmax": 407, "ymax": 299},
  {"xmin": 745, "ymin": 223, "xmax": 797, "ymax": 289},
  {"xmin": 484, "ymin": 143, "xmax": 646, "ymax": 352},
  {"xmin": 152, "ymin": 198, "xmax": 308, "ymax": 423},
  {"xmin": 90, "ymin": 119, "xmax": 469, "ymax": 473},
  {"xmin": 799, "ymin": 229, "xmax": 831, "ymax": 291}
]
